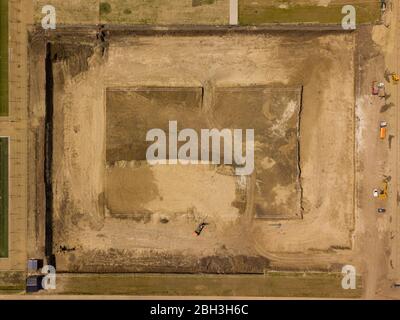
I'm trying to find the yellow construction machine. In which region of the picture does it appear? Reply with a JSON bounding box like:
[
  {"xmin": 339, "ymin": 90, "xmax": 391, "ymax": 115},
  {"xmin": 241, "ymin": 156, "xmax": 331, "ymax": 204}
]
[
  {"xmin": 379, "ymin": 180, "xmax": 388, "ymax": 200},
  {"xmin": 374, "ymin": 179, "xmax": 388, "ymax": 200},
  {"xmin": 384, "ymin": 69, "xmax": 400, "ymax": 83}
]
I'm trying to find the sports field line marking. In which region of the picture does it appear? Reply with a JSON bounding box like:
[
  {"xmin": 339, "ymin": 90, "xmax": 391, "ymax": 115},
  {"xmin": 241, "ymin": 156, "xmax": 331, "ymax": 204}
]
[{"xmin": 229, "ymin": 0, "xmax": 238, "ymax": 25}]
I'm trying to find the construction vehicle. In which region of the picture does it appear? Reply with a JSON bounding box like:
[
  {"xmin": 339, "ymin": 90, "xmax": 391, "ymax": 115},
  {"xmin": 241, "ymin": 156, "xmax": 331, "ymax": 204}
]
[
  {"xmin": 373, "ymin": 179, "xmax": 388, "ymax": 200},
  {"xmin": 381, "ymin": 0, "xmax": 387, "ymax": 12},
  {"xmin": 380, "ymin": 121, "xmax": 387, "ymax": 139},
  {"xmin": 372, "ymin": 81, "xmax": 379, "ymax": 95},
  {"xmin": 379, "ymin": 180, "xmax": 388, "ymax": 200},
  {"xmin": 384, "ymin": 69, "xmax": 399, "ymax": 83},
  {"xmin": 378, "ymin": 82, "xmax": 386, "ymax": 98},
  {"xmin": 194, "ymin": 222, "xmax": 209, "ymax": 236}
]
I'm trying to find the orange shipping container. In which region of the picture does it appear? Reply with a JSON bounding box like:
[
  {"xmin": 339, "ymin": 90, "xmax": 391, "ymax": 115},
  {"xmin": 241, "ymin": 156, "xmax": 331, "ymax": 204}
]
[{"xmin": 380, "ymin": 121, "xmax": 387, "ymax": 139}]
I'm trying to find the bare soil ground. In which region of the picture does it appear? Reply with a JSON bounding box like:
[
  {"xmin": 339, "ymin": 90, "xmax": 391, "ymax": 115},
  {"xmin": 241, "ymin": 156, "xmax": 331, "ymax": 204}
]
[
  {"xmin": 213, "ymin": 86, "xmax": 302, "ymax": 219},
  {"xmin": 105, "ymin": 86, "xmax": 302, "ymax": 220},
  {"xmin": 0, "ymin": 0, "xmax": 392, "ymax": 300},
  {"xmin": 26, "ymin": 29, "xmax": 356, "ymax": 273}
]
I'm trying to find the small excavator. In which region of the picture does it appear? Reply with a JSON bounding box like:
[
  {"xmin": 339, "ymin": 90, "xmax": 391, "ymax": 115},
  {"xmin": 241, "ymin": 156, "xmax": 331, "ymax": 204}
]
[
  {"xmin": 379, "ymin": 180, "xmax": 388, "ymax": 200},
  {"xmin": 373, "ymin": 179, "xmax": 388, "ymax": 200},
  {"xmin": 384, "ymin": 69, "xmax": 399, "ymax": 84},
  {"xmin": 194, "ymin": 222, "xmax": 209, "ymax": 236}
]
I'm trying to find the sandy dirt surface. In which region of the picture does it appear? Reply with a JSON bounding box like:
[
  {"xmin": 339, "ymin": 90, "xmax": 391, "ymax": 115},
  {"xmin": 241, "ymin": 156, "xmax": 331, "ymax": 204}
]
[
  {"xmin": 360, "ymin": 0, "xmax": 400, "ymax": 299},
  {"xmin": 0, "ymin": 0, "xmax": 394, "ymax": 300},
  {"xmin": 27, "ymin": 30, "xmax": 357, "ymax": 272},
  {"xmin": 350, "ymin": 26, "xmax": 390, "ymax": 298},
  {"xmin": 213, "ymin": 86, "xmax": 302, "ymax": 219},
  {"xmin": 105, "ymin": 85, "xmax": 302, "ymax": 220}
]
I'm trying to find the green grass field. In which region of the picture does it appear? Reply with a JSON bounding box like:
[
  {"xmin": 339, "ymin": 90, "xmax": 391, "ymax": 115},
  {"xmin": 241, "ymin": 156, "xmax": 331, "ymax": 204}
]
[
  {"xmin": 99, "ymin": 0, "xmax": 228, "ymax": 25},
  {"xmin": 0, "ymin": 0, "xmax": 8, "ymax": 116},
  {"xmin": 239, "ymin": 1, "xmax": 381, "ymax": 25},
  {"xmin": 0, "ymin": 272, "xmax": 25, "ymax": 293},
  {"xmin": 53, "ymin": 272, "xmax": 362, "ymax": 298},
  {"xmin": 0, "ymin": 138, "xmax": 8, "ymax": 257}
]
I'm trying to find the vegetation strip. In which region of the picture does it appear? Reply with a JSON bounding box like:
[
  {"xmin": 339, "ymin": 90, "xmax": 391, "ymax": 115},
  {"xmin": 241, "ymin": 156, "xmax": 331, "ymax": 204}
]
[
  {"xmin": 55, "ymin": 272, "xmax": 363, "ymax": 298},
  {"xmin": 239, "ymin": 1, "xmax": 381, "ymax": 25},
  {"xmin": 0, "ymin": 137, "xmax": 8, "ymax": 257},
  {"xmin": 0, "ymin": 0, "xmax": 8, "ymax": 116}
]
